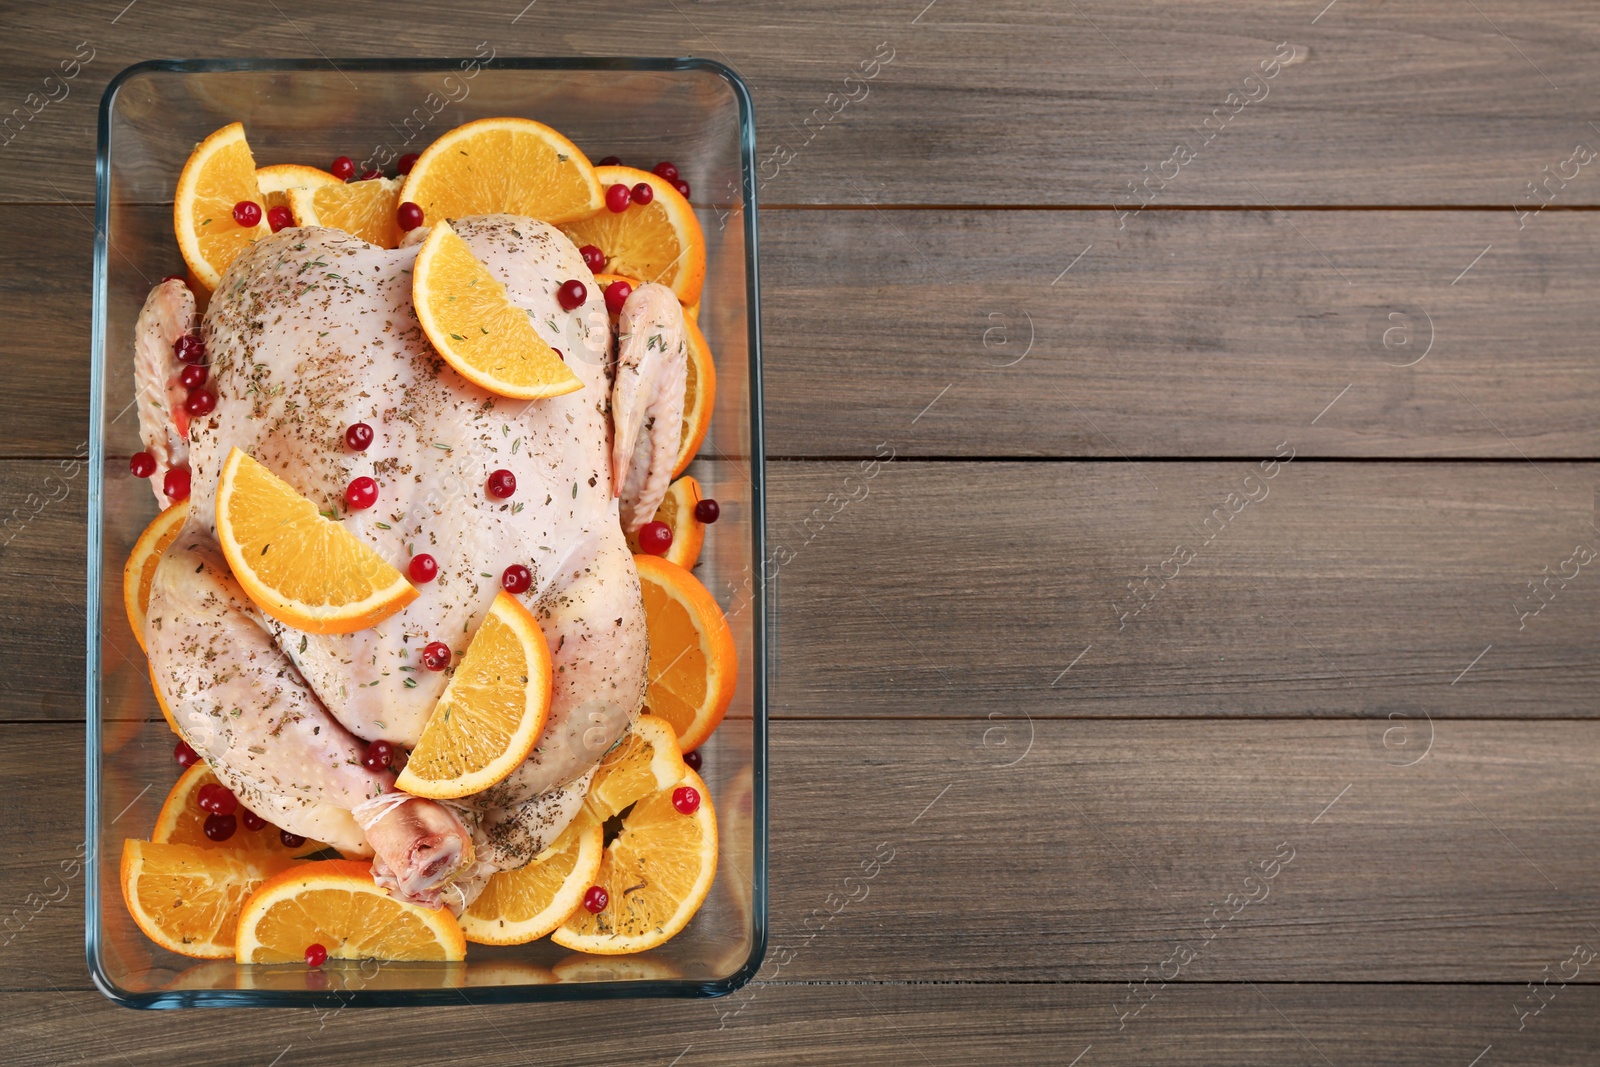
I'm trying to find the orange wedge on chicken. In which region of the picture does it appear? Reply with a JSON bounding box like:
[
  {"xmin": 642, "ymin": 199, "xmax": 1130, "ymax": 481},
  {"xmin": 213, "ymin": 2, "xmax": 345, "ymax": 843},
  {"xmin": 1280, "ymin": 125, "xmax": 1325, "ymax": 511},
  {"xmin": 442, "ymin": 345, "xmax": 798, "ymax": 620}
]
[
  {"xmin": 633, "ymin": 555, "xmax": 737, "ymax": 752},
  {"xmin": 627, "ymin": 476, "xmax": 706, "ymax": 570},
  {"xmin": 174, "ymin": 122, "xmax": 270, "ymax": 290},
  {"xmin": 551, "ymin": 768, "xmax": 717, "ymax": 955},
  {"xmin": 123, "ymin": 499, "xmax": 189, "ymax": 652},
  {"xmin": 235, "ymin": 860, "xmax": 466, "ymax": 963},
  {"xmin": 399, "ymin": 117, "xmax": 603, "ymax": 224},
  {"xmin": 289, "ymin": 176, "xmax": 403, "ymax": 248},
  {"xmin": 559, "ymin": 165, "xmax": 706, "ymax": 305},
  {"xmin": 214, "ymin": 447, "xmax": 417, "ymax": 634},
  {"xmin": 121, "ymin": 839, "xmax": 295, "ymax": 959},
  {"xmin": 412, "ymin": 219, "xmax": 582, "ymax": 399},
  {"xmin": 585, "ymin": 714, "xmax": 689, "ymax": 820},
  {"xmin": 458, "ymin": 809, "xmax": 604, "ymax": 945},
  {"xmin": 393, "ymin": 591, "xmax": 553, "ymax": 799}
]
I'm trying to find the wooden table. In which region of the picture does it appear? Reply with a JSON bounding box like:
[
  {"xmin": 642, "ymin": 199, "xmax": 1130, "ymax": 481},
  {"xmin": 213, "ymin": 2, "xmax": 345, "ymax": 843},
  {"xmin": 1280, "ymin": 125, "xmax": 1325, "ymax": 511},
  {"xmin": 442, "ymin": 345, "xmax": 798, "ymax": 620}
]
[{"xmin": 4, "ymin": 1, "xmax": 1599, "ymax": 1062}]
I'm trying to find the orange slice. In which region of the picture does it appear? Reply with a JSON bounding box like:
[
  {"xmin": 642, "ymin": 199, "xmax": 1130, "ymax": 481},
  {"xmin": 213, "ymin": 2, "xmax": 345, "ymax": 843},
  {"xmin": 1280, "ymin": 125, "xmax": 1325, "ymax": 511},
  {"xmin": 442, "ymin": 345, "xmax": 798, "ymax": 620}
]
[
  {"xmin": 123, "ymin": 499, "xmax": 189, "ymax": 652},
  {"xmin": 586, "ymin": 714, "xmax": 688, "ymax": 820},
  {"xmin": 559, "ymin": 165, "xmax": 706, "ymax": 305},
  {"xmin": 174, "ymin": 122, "xmax": 270, "ymax": 290},
  {"xmin": 412, "ymin": 219, "xmax": 582, "ymax": 400},
  {"xmin": 458, "ymin": 809, "xmax": 604, "ymax": 945},
  {"xmin": 675, "ymin": 316, "xmax": 716, "ymax": 477},
  {"xmin": 151, "ymin": 675, "xmax": 181, "ymax": 735},
  {"xmin": 399, "ymin": 117, "xmax": 603, "ymax": 225},
  {"xmin": 551, "ymin": 768, "xmax": 717, "ymax": 955},
  {"xmin": 393, "ymin": 590, "xmax": 554, "ymax": 799},
  {"xmin": 634, "ymin": 555, "xmax": 737, "ymax": 752},
  {"xmin": 626, "ymin": 475, "xmax": 705, "ymax": 570},
  {"xmin": 235, "ymin": 859, "xmax": 467, "ymax": 963},
  {"xmin": 215, "ymin": 447, "xmax": 417, "ymax": 634},
  {"xmin": 255, "ymin": 163, "xmax": 340, "ymax": 212},
  {"xmin": 289, "ymin": 176, "xmax": 403, "ymax": 248},
  {"xmin": 121, "ymin": 839, "xmax": 296, "ymax": 959},
  {"xmin": 682, "ymin": 299, "xmax": 700, "ymax": 322},
  {"xmin": 152, "ymin": 760, "xmax": 328, "ymax": 857}
]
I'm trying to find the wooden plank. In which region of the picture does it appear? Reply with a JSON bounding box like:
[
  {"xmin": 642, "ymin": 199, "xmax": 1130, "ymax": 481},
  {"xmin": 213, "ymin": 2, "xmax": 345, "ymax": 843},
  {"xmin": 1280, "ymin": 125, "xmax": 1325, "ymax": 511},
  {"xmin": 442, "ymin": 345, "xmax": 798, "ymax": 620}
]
[
  {"xmin": 2, "ymin": 984, "xmax": 1597, "ymax": 1066},
  {"xmin": 759, "ymin": 208, "xmax": 1600, "ymax": 458},
  {"xmin": 10, "ymin": 206, "xmax": 1600, "ymax": 460},
  {"xmin": 3, "ymin": 2, "xmax": 1600, "ymax": 206},
  {"xmin": 7, "ymin": 458, "xmax": 1597, "ymax": 723},
  {"xmin": 13, "ymin": 719, "xmax": 1600, "ymax": 987}
]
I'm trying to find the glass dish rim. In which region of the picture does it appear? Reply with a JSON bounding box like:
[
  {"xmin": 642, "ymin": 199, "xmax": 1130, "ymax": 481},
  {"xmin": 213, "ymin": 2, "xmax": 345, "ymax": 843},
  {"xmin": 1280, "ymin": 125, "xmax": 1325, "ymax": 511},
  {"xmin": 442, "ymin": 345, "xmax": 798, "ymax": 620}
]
[{"xmin": 86, "ymin": 55, "xmax": 768, "ymax": 1009}]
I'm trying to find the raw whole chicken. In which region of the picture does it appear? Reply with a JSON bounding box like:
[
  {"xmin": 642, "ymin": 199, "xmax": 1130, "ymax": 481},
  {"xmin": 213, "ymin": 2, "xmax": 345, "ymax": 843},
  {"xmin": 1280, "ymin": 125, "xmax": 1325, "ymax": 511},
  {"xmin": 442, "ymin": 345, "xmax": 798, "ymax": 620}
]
[{"xmin": 133, "ymin": 215, "xmax": 687, "ymax": 910}]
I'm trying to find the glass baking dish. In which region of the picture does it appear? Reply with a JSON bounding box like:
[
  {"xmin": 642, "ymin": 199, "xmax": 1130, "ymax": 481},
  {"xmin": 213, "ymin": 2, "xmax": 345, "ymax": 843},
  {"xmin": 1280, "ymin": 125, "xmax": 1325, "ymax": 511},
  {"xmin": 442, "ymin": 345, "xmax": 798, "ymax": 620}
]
[{"xmin": 88, "ymin": 57, "xmax": 766, "ymax": 1008}]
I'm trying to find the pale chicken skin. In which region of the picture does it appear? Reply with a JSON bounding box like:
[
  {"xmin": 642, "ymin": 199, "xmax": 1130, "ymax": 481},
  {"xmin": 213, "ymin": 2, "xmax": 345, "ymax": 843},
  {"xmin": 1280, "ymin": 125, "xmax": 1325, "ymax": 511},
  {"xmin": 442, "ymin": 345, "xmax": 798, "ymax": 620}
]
[{"xmin": 138, "ymin": 215, "xmax": 687, "ymax": 908}]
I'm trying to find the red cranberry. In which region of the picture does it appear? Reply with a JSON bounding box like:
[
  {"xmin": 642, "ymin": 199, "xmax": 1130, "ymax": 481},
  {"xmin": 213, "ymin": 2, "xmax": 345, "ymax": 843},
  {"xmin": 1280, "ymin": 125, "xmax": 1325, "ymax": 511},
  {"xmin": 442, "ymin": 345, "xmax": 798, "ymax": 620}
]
[
  {"xmin": 345, "ymin": 422, "xmax": 374, "ymax": 451},
  {"xmin": 397, "ymin": 201, "xmax": 424, "ymax": 231},
  {"xmin": 631, "ymin": 182, "xmax": 655, "ymax": 206},
  {"xmin": 598, "ymin": 156, "xmax": 622, "ymax": 167},
  {"xmin": 163, "ymin": 467, "xmax": 191, "ymax": 501},
  {"xmin": 552, "ymin": 348, "xmax": 564, "ymax": 361},
  {"xmin": 556, "ymin": 279, "xmax": 586, "ymax": 311},
  {"xmin": 345, "ymin": 476, "xmax": 378, "ymax": 510},
  {"xmin": 637, "ymin": 521, "xmax": 672, "ymax": 555},
  {"xmin": 397, "ymin": 153, "xmax": 419, "ymax": 175},
  {"xmin": 267, "ymin": 205, "xmax": 293, "ymax": 232},
  {"xmin": 672, "ymin": 785, "xmax": 701, "ymax": 815},
  {"xmin": 173, "ymin": 334, "xmax": 207, "ymax": 364},
  {"xmin": 422, "ymin": 641, "xmax": 452, "ymax": 671},
  {"xmin": 694, "ymin": 498, "xmax": 720, "ymax": 524},
  {"xmin": 653, "ymin": 161, "xmax": 680, "ymax": 182},
  {"xmin": 684, "ymin": 749, "xmax": 702, "ymax": 771},
  {"xmin": 183, "ymin": 389, "xmax": 216, "ymax": 417},
  {"xmin": 361, "ymin": 739, "xmax": 394, "ymax": 772},
  {"xmin": 409, "ymin": 553, "xmax": 438, "ymax": 583},
  {"xmin": 232, "ymin": 200, "xmax": 262, "ymax": 227},
  {"xmin": 305, "ymin": 943, "xmax": 328, "ymax": 967},
  {"xmin": 178, "ymin": 364, "xmax": 208, "ymax": 389},
  {"xmin": 203, "ymin": 813, "xmax": 237, "ymax": 841},
  {"xmin": 331, "ymin": 156, "xmax": 355, "ymax": 181},
  {"xmin": 579, "ymin": 244, "xmax": 605, "ymax": 273},
  {"xmin": 241, "ymin": 809, "xmax": 267, "ymax": 832},
  {"xmin": 359, "ymin": 168, "xmax": 381, "ymax": 181},
  {"xmin": 501, "ymin": 564, "xmax": 531, "ymax": 594},
  {"xmin": 161, "ymin": 274, "xmax": 185, "ymax": 283},
  {"xmin": 605, "ymin": 183, "xmax": 631, "ymax": 213},
  {"xmin": 280, "ymin": 830, "xmax": 306, "ymax": 849},
  {"xmin": 199, "ymin": 783, "xmax": 238, "ymax": 816},
  {"xmin": 582, "ymin": 885, "xmax": 609, "ymax": 913},
  {"xmin": 673, "ymin": 179, "xmax": 691, "ymax": 200},
  {"xmin": 130, "ymin": 452, "xmax": 157, "ymax": 478},
  {"xmin": 486, "ymin": 469, "xmax": 517, "ymax": 499},
  {"xmin": 173, "ymin": 739, "xmax": 200, "ymax": 767},
  {"xmin": 603, "ymin": 279, "xmax": 633, "ymax": 316}
]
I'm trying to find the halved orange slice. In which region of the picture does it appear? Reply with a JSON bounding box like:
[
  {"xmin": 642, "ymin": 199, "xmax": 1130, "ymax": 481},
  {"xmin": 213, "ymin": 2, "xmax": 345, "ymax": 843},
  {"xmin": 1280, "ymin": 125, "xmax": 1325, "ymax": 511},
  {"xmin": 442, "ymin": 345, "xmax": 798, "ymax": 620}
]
[
  {"xmin": 559, "ymin": 166, "xmax": 706, "ymax": 305},
  {"xmin": 174, "ymin": 122, "xmax": 269, "ymax": 290},
  {"xmin": 215, "ymin": 447, "xmax": 417, "ymax": 634},
  {"xmin": 399, "ymin": 117, "xmax": 603, "ymax": 224},
  {"xmin": 626, "ymin": 476, "xmax": 705, "ymax": 570},
  {"xmin": 393, "ymin": 590, "xmax": 553, "ymax": 799},
  {"xmin": 586, "ymin": 714, "xmax": 688, "ymax": 820},
  {"xmin": 123, "ymin": 499, "xmax": 189, "ymax": 652},
  {"xmin": 458, "ymin": 809, "xmax": 604, "ymax": 945},
  {"xmin": 634, "ymin": 555, "xmax": 738, "ymax": 752},
  {"xmin": 121, "ymin": 839, "xmax": 296, "ymax": 959},
  {"xmin": 289, "ymin": 176, "xmax": 402, "ymax": 248},
  {"xmin": 152, "ymin": 761, "xmax": 328, "ymax": 857},
  {"xmin": 551, "ymin": 768, "xmax": 717, "ymax": 955},
  {"xmin": 675, "ymin": 316, "xmax": 716, "ymax": 477},
  {"xmin": 412, "ymin": 220, "xmax": 582, "ymax": 400},
  {"xmin": 255, "ymin": 163, "xmax": 340, "ymax": 212},
  {"xmin": 235, "ymin": 860, "xmax": 467, "ymax": 963}
]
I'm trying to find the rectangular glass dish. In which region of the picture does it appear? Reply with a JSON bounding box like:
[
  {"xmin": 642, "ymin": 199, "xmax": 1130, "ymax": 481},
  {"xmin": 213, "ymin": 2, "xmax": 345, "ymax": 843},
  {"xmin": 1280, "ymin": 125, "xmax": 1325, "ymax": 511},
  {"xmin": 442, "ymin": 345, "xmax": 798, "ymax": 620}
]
[{"xmin": 88, "ymin": 58, "xmax": 766, "ymax": 1008}]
